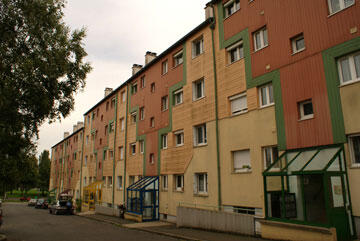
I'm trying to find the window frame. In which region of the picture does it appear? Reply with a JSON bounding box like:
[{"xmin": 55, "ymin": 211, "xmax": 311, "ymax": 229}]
[
  {"xmin": 259, "ymin": 83, "xmax": 274, "ymax": 108},
  {"xmin": 149, "ymin": 153, "xmax": 155, "ymax": 164},
  {"xmin": 151, "ymin": 82, "xmax": 155, "ymax": 93},
  {"xmin": 161, "ymin": 95, "xmax": 169, "ymax": 111},
  {"xmin": 120, "ymin": 117, "xmax": 125, "ymax": 131},
  {"xmin": 193, "ymin": 78, "xmax": 205, "ymax": 101},
  {"xmin": 173, "ymin": 50, "xmax": 183, "ymax": 67},
  {"xmin": 348, "ymin": 134, "xmax": 360, "ymax": 167},
  {"xmin": 162, "ymin": 60, "xmax": 168, "ymax": 75},
  {"xmin": 224, "ymin": 0, "xmax": 240, "ymax": 18},
  {"xmin": 150, "ymin": 117, "xmax": 155, "ymax": 128},
  {"xmin": 192, "ymin": 36, "xmax": 204, "ymax": 58},
  {"xmin": 253, "ymin": 27, "xmax": 268, "ymax": 51},
  {"xmin": 119, "ymin": 146, "xmax": 124, "ymax": 160},
  {"xmin": 227, "ymin": 40, "xmax": 244, "ymax": 64},
  {"xmin": 131, "ymin": 83, "xmax": 138, "ymax": 94},
  {"xmin": 298, "ymin": 99, "xmax": 314, "ymax": 121},
  {"xmin": 140, "ymin": 76, "xmax": 146, "ymax": 88},
  {"xmin": 327, "ymin": 0, "xmax": 355, "ymax": 15},
  {"xmin": 139, "ymin": 107, "xmax": 145, "ymax": 121},
  {"xmin": 337, "ymin": 51, "xmax": 360, "ymax": 86},
  {"xmin": 117, "ymin": 176, "xmax": 123, "ymax": 190},
  {"xmin": 130, "ymin": 143, "xmax": 136, "ymax": 155},
  {"xmin": 291, "ymin": 34, "xmax": 305, "ymax": 54},
  {"xmin": 229, "ymin": 92, "xmax": 248, "ymax": 115},
  {"xmin": 131, "ymin": 112, "xmax": 137, "ymax": 124},
  {"xmin": 263, "ymin": 146, "xmax": 279, "ymax": 170},
  {"xmin": 174, "ymin": 174, "xmax": 184, "ymax": 192},
  {"xmin": 174, "ymin": 130, "xmax": 184, "ymax": 147},
  {"xmin": 161, "ymin": 175, "xmax": 168, "ymax": 191},
  {"xmin": 174, "ymin": 89, "xmax": 183, "ymax": 106},
  {"xmin": 232, "ymin": 149, "xmax": 251, "ymax": 173},
  {"xmin": 194, "ymin": 124, "xmax": 207, "ymax": 146},
  {"xmin": 194, "ymin": 173, "xmax": 208, "ymax": 195},
  {"xmin": 139, "ymin": 140, "xmax": 144, "ymax": 154}
]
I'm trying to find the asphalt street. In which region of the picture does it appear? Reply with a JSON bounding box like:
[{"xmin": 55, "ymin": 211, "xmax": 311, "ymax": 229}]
[{"xmin": 0, "ymin": 203, "xmax": 179, "ymax": 241}]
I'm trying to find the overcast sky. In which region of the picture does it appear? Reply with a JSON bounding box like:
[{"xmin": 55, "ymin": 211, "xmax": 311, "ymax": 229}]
[{"xmin": 36, "ymin": 0, "xmax": 210, "ymax": 157}]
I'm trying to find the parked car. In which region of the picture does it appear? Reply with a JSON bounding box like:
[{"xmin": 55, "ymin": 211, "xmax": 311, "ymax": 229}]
[
  {"xmin": 49, "ymin": 200, "xmax": 74, "ymax": 215},
  {"xmin": 35, "ymin": 199, "xmax": 48, "ymax": 209},
  {"xmin": 20, "ymin": 197, "xmax": 30, "ymax": 202},
  {"xmin": 28, "ymin": 199, "xmax": 37, "ymax": 206}
]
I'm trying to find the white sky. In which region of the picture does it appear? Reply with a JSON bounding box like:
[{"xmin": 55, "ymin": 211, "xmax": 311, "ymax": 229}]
[{"xmin": 36, "ymin": 0, "xmax": 210, "ymax": 156}]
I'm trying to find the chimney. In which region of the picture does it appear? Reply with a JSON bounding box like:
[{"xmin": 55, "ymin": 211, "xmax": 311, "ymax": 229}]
[
  {"xmin": 104, "ymin": 87, "xmax": 113, "ymax": 97},
  {"xmin": 145, "ymin": 51, "xmax": 157, "ymax": 65},
  {"xmin": 205, "ymin": 4, "xmax": 214, "ymax": 20},
  {"xmin": 73, "ymin": 124, "xmax": 77, "ymax": 132},
  {"xmin": 64, "ymin": 132, "xmax": 70, "ymax": 139},
  {"xmin": 132, "ymin": 64, "xmax": 143, "ymax": 75},
  {"xmin": 77, "ymin": 121, "xmax": 84, "ymax": 129}
]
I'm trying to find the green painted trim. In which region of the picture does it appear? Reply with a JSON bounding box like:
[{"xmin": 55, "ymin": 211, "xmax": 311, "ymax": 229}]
[
  {"xmin": 263, "ymin": 176, "xmax": 268, "ymax": 218},
  {"xmin": 157, "ymin": 43, "xmax": 187, "ymax": 175},
  {"xmin": 322, "ymin": 37, "xmax": 360, "ymax": 144},
  {"xmin": 211, "ymin": 22, "xmax": 222, "ymax": 208},
  {"xmin": 112, "ymin": 93, "xmax": 118, "ymax": 207}
]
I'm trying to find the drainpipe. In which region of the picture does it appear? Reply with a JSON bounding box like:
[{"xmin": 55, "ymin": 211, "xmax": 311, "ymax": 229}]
[
  {"xmin": 79, "ymin": 120, "xmax": 85, "ymax": 208},
  {"xmin": 210, "ymin": 10, "xmax": 222, "ymax": 209},
  {"xmin": 123, "ymin": 85, "xmax": 129, "ymax": 203},
  {"xmin": 112, "ymin": 93, "xmax": 119, "ymax": 210}
]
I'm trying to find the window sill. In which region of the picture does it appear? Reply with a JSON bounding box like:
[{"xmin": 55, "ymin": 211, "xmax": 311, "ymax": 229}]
[
  {"xmin": 291, "ymin": 48, "xmax": 306, "ymax": 55},
  {"xmin": 193, "ymin": 96, "xmax": 205, "ymax": 102},
  {"xmin": 194, "ymin": 143, "xmax": 208, "ymax": 148},
  {"xmin": 350, "ymin": 164, "xmax": 360, "ymax": 169},
  {"xmin": 173, "ymin": 63, "xmax": 183, "ymax": 69},
  {"xmin": 162, "ymin": 147, "xmax": 168, "ymax": 150},
  {"xmin": 227, "ymin": 57, "xmax": 244, "ymax": 67},
  {"xmin": 194, "ymin": 193, "xmax": 209, "ymax": 197},
  {"xmin": 254, "ymin": 44, "xmax": 269, "ymax": 53},
  {"xmin": 259, "ymin": 103, "xmax": 275, "ymax": 109},
  {"xmin": 327, "ymin": 3, "xmax": 355, "ymax": 18},
  {"xmin": 192, "ymin": 52, "xmax": 204, "ymax": 60},
  {"xmin": 232, "ymin": 169, "xmax": 252, "ymax": 174},
  {"xmin": 339, "ymin": 79, "xmax": 360, "ymax": 88},
  {"xmin": 176, "ymin": 144, "xmax": 184, "ymax": 147},
  {"xmin": 162, "ymin": 72, "xmax": 168, "ymax": 76},
  {"xmin": 231, "ymin": 110, "xmax": 248, "ymax": 116},
  {"xmin": 174, "ymin": 102, "xmax": 183, "ymax": 107},
  {"xmin": 161, "ymin": 108, "xmax": 169, "ymax": 112},
  {"xmin": 298, "ymin": 115, "xmax": 314, "ymax": 121}
]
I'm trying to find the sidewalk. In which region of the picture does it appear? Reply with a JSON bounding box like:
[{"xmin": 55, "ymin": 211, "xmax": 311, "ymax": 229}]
[{"xmin": 77, "ymin": 213, "xmax": 269, "ymax": 241}]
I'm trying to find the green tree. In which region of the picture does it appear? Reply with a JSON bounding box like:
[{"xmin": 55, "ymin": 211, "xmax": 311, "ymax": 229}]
[
  {"xmin": 38, "ymin": 150, "xmax": 51, "ymax": 195},
  {"xmin": 0, "ymin": 0, "xmax": 92, "ymax": 162},
  {"xmin": 18, "ymin": 153, "xmax": 39, "ymax": 194}
]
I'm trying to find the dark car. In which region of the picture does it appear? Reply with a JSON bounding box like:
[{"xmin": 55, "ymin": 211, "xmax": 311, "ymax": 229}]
[
  {"xmin": 49, "ymin": 200, "xmax": 74, "ymax": 215},
  {"xmin": 35, "ymin": 199, "xmax": 48, "ymax": 209},
  {"xmin": 20, "ymin": 197, "xmax": 30, "ymax": 202}
]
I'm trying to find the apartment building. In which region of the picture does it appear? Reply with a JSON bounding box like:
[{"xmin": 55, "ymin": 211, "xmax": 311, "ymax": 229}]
[{"xmin": 50, "ymin": 0, "xmax": 359, "ymax": 240}]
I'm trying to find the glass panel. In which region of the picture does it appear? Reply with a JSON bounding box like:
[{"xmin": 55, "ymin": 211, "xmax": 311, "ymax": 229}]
[
  {"xmin": 255, "ymin": 32, "xmax": 261, "ymax": 49},
  {"xmin": 296, "ymin": 37, "xmax": 305, "ymax": 50},
  {"xmin": 354, "ymin": 54, "xmax": 360, "ymax": 78},
  {"xmin": 330, "ymin": 0, "xmax": 341, "ymax": 13},
  {"xmin": 344, "ymin": 0, "xmax": 354, "ymax": 7},
  {"xmin": 269, "ymin": 84, "xmax": 274, "ymax": 104},
  {"xmin": 330, "ymin": 176, "xmax": 344, "ymax": 208},
  {"xmin": 288, "ymin": 176, "xmax": 304, "ymax": 221},
  {"xmin": 263, "ymin": 28, "xmax": 268, "ymax": 46},
  {"xmin": 304, "ymin": 147, "xmax": 340, "ymax": 171},
  {"xmin": 343, "ymin": 174, "xmax": 354, "ymax": 235},
  {"xmin": 287, "ymin": 150, "xmax": 317, "ymax": 173},
  {"xmin": 340, "ymin": 58, "xmax": 352, "ymax": 83},
  {"xmin": 261, "ymin": 86, "xmax": 268, "ymax": 106}
]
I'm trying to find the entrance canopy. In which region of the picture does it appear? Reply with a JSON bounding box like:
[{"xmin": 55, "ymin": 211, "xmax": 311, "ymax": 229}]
[{"xmin": 126, "ymin": 176, "xmax": 159, "ymax": 222}]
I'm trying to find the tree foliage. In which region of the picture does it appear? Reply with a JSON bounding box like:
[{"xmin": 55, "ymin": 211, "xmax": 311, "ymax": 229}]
[
  {"xmin": 38, "ymin": 150, "xmax": 50, "ymax": 195},
  {"xmin": 0, "ymin": 0, "xmax": 92, "ymax": 162}
]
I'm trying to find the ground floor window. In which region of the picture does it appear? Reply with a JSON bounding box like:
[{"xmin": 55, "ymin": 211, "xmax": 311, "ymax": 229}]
[
  {"xmin": 349, "ymin": 134, "xmax": 360, "ymax": 166},
  {"xmin": 174, "ymin": 175, "xmax": 184, "ymax": 192},
  {"xmin": 194, "ymin": 173, "xmax": 208, "ymax": 194}
]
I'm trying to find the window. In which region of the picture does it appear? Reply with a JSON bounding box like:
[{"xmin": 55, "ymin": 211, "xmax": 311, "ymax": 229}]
[
  {"xmin": 174, "ymin": 130, "xmax": 184, "ymax": 146},
  {"xmin": 103, "ymin": 149, "xmax": 107, "ymax": 160},
  {"xmin": 263, "ymin": 146, "xmax": 279, "ymax": 169},
  {"xmin": 291, "ymin": 34, "xmax": 305, "ymax": 54},
  {"xmin": 139, "ymin": 140, "xmax": 144, "ymax": 154},
  {"xmin": 131, "ymin": 112, "xmax": 137, "ymax": 124},
  {"xmin": 173, "ymin": 50, "xmax": 183, "ymax": 67},
  {"xmin": 224, "ymin": 0, "xmax": 240, "ymax": 18},
  {"xmin": 299, "ymin": 99, "xmax": 314, "ymax": 120},
  {"xmin": 86, "ymin": 135, "xmax": 89, "ymax": 145},
  {"xmin": 109, "ymin": 122, "xmax": 114, "ymax": 133},
  {"xmin": 194, "ymin": 124, "xmax": 207, "ymax": 146},
  {"xmin": 120, "ymin": 118, "xmax": 125, "ymax": 131},
  {"xmin": 119, "ymin": 146, "xmax": 124, "ymax": 160},
  {"xmin": 161, "ymin": 175, "xmax": 168, "ymax": 191},
  {"xmin": 140, "ymin": 76, "xmax": 146, "ymax": 88},
  {"xmin": 117, "ymin": 176, "xmax": 123, "ymax": 189},
  {"xmin": 111, "ymin": 98, "xmax": 115, "ymax": 108},
  {"xmin": 109, "ymin": 149, "xmax": 113, "ymax": 159},
  {"xmin": 233, "ymin": 149, "xmax": 251, "ymax": 172},
  {"xmin": 161, "ymin": 95, "xmax": 168, "ymax": 111},
  {"xmin": 149, "ymin": 153, "xmax": 155, "ymax": 164},
  {"xmin": 140, "ymin": 107, "xmax": 145, "ymax": 120},
  {"xmin": 230, "ymin": 92, "xmax": 247, "ymax": 115},
  {"xmin": 174, "ymin": 89, "xmax": 183, "ymax": 105},
  {"xmin": 259, "ymin": 83, "xmax": 274, "ymax": 107},
  {"xmin": 193, "ymin": 78, "xmax": 205, "ymax": 101},
  {"xmin": 84, "ymin": 155, "xmax": 88, "ymax": 167},
  {"xmin": 89, "ymin": 177, "xmax": 92, "ymax": 184},
  {"xmin": 328, "ymin": 0, "xmax": 354, "ymax": 14},
  {"xmin": 192, "ymin": 37, "xmax": 204, "ymax": 58},
  {"xmin": 131, "ymin": 83, "xmax": 138, "ymax": 94},
  {"xmin": 174, "ymin": 175, "xmax": 184, "ymax": 191},
  {"xmin": 130, "ymin": 143, "xmax": 136, "ymax": 155},
  {"xmin": 227, "ymin": 41, "xmax": 244, "ymax": 64},
  {"xmin": 162, "ymin": 60, "xmax": 168, "ymax": 75},
  {"xmin": 151, "ymin": 83, "xmax": 155, "ymax": 93},
  {"xmin": 99, "ymin": 138, "xmax": 102, "ymax": 145},
  {"xmin": 194, "ymin": 173, "xmax": 208, "ymax": 194},
  {"xmin": 253, "ymin": 27, "xmax": 268, "ymax": 51},
  {"xmin": 121, "ymin": 91, "xmax": 126, "ymax": 103},
  {"xmin": 337, "ymin": 51, "xmax": 360, "ymax": 85},
  {"xmin": 162, "ymin": 134, "xmax": 168, "ymax": 149},
  {"xmin": 84, "ymin": 177, "xmax": 87, "ymax": 186},
  {"xmin": 349, "ymin": 134, "xmax": 360, "ymax": 166},
  {"xmin": 107, "ymin": 176, "xmax": 112, "ymax": 188},
  {"xmin": 129, "ymin": 176, "xmax": 135, "ymax": 185},
  {"xmin": 150, "ymin": 117, "xmax": 155, "ymax": 128}
]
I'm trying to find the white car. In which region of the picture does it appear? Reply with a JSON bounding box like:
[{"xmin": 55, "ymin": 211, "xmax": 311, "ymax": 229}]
[{"xmin": 28, "ymin": 199, "xmax": 37, "ymax": 206}]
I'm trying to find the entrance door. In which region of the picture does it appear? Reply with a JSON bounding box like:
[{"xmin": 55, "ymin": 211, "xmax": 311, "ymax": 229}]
[{"xmin": 326, "ymin": 174, "xmax": 352, "ymax": 241}]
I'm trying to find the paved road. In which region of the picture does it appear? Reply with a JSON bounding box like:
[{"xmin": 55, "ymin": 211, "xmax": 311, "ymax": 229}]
[{"xmin": 0, "ymin": 203, "xmax": 179, "ymax": 241}]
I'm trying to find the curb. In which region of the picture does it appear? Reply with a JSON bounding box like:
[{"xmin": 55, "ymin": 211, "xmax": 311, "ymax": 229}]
[
  {"xmin": 0, "ymin": 234, "xmax": 6, "ymax": 241},
  {"xmin": 76, "ymin": 214, "xmax": 202, "ymax": 241}
]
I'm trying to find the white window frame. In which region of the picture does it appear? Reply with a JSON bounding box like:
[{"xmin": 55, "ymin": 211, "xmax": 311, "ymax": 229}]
[
  {"xmin": 291, "ymin": 34, "xmax": 305, "ymax": 54},
  {"xmin": 161, "ymin": 175, "xmax": 168, "ymax": 191},
  {"xmin": 174, "ymin": 89, "xmax": 183, "ymax": 105},
  {"xmin": 227, "ymin": 41, "xmax": 244, "ymax": 64},
  {"xmin": 150, "ymin": 117, "xmax": 155, "ymax": 128},
  {"xmin": 151, "ymin": 82, "xmax": 155, "ymax": 93},
  {"xmin": 229, "ymin": 92, "xmax": 248, "ymax": 115},
  {"xmin": 233, "ymin": 149, "xmax": 251, "ymax": 173},
  {"xmin": 131, "ymin": 112, "xmax": 137, "ymax": 124},
  {"xmin": 299, "ymin": 99, "xmax": 314, "ymax": 120},
  {"xmin": 140, "ymin": 107, "xmax": 145, "ymax": 120},
  {"xmin": 253, "ymin": 27, "xmax": 268, "ymax": 51},
  {"xmin": 194, "ymin": 173, "xmax": 208, "ymax": 195},
  {"xmin": 224, "ymin": 0, "xmax": 240, "ymax": 18},
  {"xmin": 121, "ymin": 91, "xmax": 126, "ymax": 102},
  {"xmin": 174, "ymin": 130, "xmax": 184, "ymax": 147},
  {"xmin": 337, "ymin": 51, "xmax": 360, "ymax": 85},
  {"xmin": 84, "ymin": 155, "xmax": 88, "ymax": 167},
  {"xmin": 327, "ymin": 0, "xmax": 355, "ymax": 15},
  {"xmin": 107, "ymin": 176, "xmax": 112, "ymax": 188},
  {"xmin": 117, "ymin": 176, "xmax": 123, "ymax": 190},
  {"xmin": 161, "ymin": 95, "xmax": 169, "ymax": 111},
  {"xmin": 119, "ymin": 146, "xmax": 124, "ymax": 160},
  {"xmin": 140, "ymin": 76, "xmax": 146, "ymax": 88},
  {"xmin": 132, "ymin": 83, "xmax": 138, "ymax": 94},
  {"xmin": 192, "ymin": 37, "xmax": 204, "ymax": 58},
  {"xmin": 162, "ymin": 134, "xmax": 168, "ymax": 149},
  {"xmin": 194, "ymin": 124, "xmax": 207, "ymax": 146},
  {"xmin": 162, "ymin": 60, "xmax": 168, "ymax": 75},
  {"xmin": 120, "ymin": 118, "xmax": 125, "ymax": 131},
  {"xmin": 259, "ymin": 83, "xmax": 274, "ymax": 107},
  {"xmin": 193, "ymin": 78, "xmax": 205, "ymax": 101},
  {"xmin": 263, "ymin": 146, "xmax": 279, "ymax": 170},
  {"xmin": 149, "ymin": 153, "xmax": 155, "ymax": 164},
  {"xmin": 130, "ymin": 143, "xmax": 136, "ymax": 155},
  {"xmin": 139, "ymin": 140, "xmax": 144, "ymax": 154},
  {"xmin": 174, "ymin": 175, "xmax": 184, "ymax": 192},
  {"xmin": 349, "ymin": 134, "xmax": 360, "ymax": 167},
  {"xmin": 174, "ymin": 50, "xmax": 183, "ymax": 67}
]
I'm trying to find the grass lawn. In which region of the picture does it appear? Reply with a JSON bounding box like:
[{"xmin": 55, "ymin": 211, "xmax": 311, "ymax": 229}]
[{"xmin": 6, "ymin": 189, "xmax": 48, "ymax": 198}]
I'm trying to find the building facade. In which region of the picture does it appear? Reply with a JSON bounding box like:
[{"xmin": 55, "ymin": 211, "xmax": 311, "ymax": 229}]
[{"xmin": 50, "ymin": 1, "xmax": 360, "ymax": 240}]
